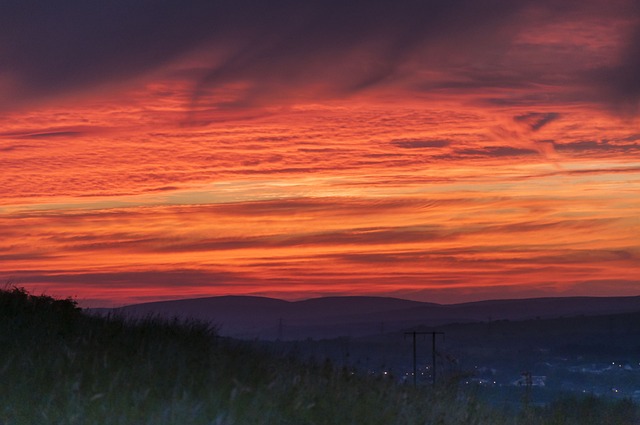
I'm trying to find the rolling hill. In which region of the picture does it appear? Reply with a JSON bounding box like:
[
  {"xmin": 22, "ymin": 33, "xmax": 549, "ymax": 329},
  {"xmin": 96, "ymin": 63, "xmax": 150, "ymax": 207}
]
[{"xmin": 91, "ymin": 295, "xmax": 640, "ymax": 340}]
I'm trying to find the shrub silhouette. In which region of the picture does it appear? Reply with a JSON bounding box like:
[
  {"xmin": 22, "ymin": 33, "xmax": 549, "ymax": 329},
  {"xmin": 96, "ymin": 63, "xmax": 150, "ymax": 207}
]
[{"xmin": 1, "ymin": 285, "xmax": 80, "ymax": 315}]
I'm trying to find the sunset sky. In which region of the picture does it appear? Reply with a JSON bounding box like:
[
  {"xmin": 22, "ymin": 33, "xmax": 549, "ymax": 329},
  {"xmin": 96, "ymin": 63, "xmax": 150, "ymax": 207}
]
[{"xmin": 1, "ymin": 0, "xmax": 639, "ymax": 307}]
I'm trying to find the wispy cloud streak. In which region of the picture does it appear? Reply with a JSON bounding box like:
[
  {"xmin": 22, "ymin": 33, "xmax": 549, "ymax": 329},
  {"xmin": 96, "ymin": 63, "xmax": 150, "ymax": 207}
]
[{"xmin": 0, "ymin": 1, "xmax": 639, "ymax": 305}]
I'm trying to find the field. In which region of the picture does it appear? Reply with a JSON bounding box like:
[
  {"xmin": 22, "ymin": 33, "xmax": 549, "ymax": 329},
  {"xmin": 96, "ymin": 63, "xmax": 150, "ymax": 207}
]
[{"xmin": 1, "ymin": 287, "xmax": 637, "ymax": 425}]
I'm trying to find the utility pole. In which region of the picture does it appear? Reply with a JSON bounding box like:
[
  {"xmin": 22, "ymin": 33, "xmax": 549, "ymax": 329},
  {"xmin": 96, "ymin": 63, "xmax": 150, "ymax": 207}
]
[
  {"xmin": 405, "ymin": 331, "xmax": 420, "ymax": 387},
  {"xmin": 405, "ymin": 330, "xmax": 445, "ymax": 386},
  {"xmin": 521, "ymin": 371, "xmax": 533, "ymax": 408},
  {"xmin": 431, "ymin": 331, "xmax": 444, "ymax": 385}
]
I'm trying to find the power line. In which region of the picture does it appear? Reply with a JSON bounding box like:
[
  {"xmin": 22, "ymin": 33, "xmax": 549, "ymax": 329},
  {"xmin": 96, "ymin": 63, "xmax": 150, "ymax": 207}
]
[{"xmin": 404, "ymin": 330, "xmax": 445, "ymax": 386}]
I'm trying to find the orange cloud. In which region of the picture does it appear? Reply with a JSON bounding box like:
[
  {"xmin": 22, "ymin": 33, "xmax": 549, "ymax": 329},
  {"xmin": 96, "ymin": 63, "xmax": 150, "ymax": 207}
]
[{"xmin": 1, "ymin": 1, "xmax": 639, "ymax": 306}]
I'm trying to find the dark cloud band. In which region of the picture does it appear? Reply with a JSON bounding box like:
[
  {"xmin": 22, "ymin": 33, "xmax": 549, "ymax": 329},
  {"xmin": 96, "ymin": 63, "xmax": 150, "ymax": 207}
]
[{"xmin": 3, "ymin": 0, "xmax": 637, "ymax": 113}]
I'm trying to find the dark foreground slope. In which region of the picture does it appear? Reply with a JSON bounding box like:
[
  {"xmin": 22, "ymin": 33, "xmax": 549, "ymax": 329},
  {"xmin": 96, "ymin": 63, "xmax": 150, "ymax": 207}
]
[
  {"xmin": 100, "ymin": 294, "xmax": 640, "ymax": 340},
  {"xmin": 2, "ymin": 287, "xmax": 637, "ymax": 425}
]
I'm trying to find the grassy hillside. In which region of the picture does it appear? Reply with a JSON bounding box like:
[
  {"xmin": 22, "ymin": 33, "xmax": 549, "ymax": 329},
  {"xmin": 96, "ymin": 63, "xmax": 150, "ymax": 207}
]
[{"xmin": 0, "ymin": 287, "xmax": 637, "ymax": 425}]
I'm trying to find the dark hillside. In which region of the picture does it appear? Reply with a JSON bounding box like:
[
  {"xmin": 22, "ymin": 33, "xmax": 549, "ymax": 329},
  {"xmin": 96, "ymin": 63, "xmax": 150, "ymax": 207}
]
[
  {"xmin": 100, "ymin": 294, "xmax": 640, "ymax": 340},
  {"xmin": 3, "ymin": 287, "xmax": 637, "ymax": 425}
]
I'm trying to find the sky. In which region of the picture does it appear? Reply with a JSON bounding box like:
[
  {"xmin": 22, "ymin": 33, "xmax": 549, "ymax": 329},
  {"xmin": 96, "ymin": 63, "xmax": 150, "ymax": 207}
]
[{"xmin": 1, "ymin": 0, "xmax": 639, "ymax": 307}]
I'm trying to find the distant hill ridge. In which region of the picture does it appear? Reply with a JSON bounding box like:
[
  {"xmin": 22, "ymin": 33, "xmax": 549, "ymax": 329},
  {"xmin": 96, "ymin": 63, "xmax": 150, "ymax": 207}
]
[{"xmin": 92, "ymin": 295, "xmax": 640, "ymax": 340}]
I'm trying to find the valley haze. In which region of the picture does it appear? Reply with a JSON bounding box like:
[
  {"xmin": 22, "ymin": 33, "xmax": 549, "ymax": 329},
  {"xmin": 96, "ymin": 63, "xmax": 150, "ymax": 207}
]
[{"xmin": 95, "ymin": 294, "xmax": 640, "ymax": 403}]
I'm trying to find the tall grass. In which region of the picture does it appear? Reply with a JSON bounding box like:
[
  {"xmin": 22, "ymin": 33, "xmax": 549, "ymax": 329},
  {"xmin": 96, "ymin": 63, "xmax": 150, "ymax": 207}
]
[{"xmin": 0, "ymin": 287, "xmax": 637, "ymax": 424}]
